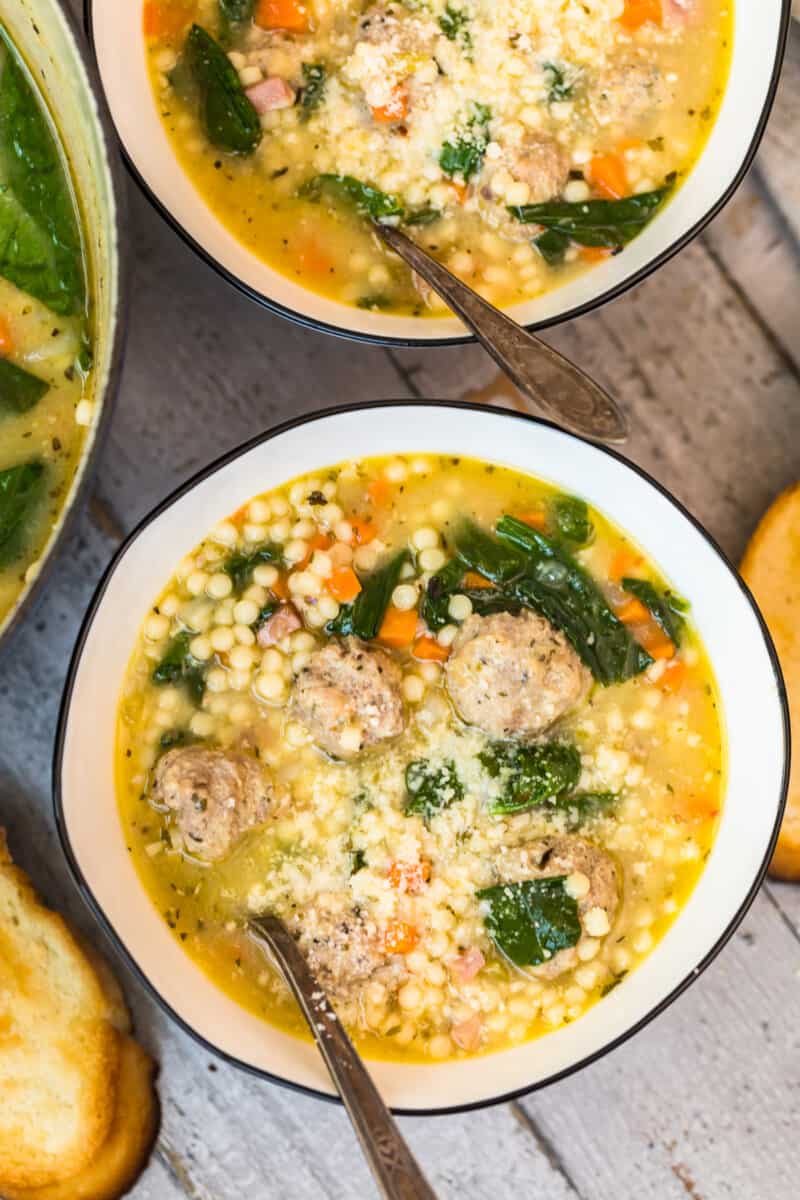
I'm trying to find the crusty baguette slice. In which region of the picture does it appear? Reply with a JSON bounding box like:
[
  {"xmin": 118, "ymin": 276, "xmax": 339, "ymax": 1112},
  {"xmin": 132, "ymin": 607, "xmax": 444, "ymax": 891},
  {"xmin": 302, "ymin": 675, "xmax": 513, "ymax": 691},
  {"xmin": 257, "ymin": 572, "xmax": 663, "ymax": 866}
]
[
  {"xmin": 740, "ymin": 483, "xmax": 800, "ymax": 880},
  {"xmin": 0, "ymin": 839, "xmax": 120, "ymax": 1189},
  {"xmin": 77, "ymin": 939, "xmax": 133, "ymax": 1036},
  {"xmin": 2, "ymin": 1036, "xmax": 159, "ymax": 1200}
]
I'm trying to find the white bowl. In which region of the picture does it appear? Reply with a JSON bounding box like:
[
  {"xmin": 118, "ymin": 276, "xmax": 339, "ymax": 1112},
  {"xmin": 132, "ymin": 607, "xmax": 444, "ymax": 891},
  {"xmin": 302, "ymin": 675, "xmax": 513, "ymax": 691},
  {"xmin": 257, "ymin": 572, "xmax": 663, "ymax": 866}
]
[
  {"xmin": 55, "ymin": 402, "xmax": 788, "ymax": 1113},
  {"xmin": 85, "ymin": 0, "xmax": 790, "ymax": 345},
  {"xmin": 0, "ymin": 0, "xmax": 127, "ymax": 649}
]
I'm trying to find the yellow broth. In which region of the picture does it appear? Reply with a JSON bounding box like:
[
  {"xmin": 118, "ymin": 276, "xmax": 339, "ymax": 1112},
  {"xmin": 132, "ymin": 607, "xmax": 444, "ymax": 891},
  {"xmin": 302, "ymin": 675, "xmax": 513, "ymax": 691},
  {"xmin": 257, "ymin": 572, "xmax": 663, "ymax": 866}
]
[
  {"xmin": 117, "ymin": 454, "xmax": 724, "ymax": 1062},
  {"xmin": 144, "ymin": 0, "xmax": 732, "ymax": 314}
]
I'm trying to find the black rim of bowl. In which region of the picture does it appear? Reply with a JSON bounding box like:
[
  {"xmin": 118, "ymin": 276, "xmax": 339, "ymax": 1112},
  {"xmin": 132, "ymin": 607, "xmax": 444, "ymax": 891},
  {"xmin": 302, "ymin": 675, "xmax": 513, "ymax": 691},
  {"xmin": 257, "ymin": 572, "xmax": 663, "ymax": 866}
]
[
  {"xmin": 0, "ymin": 0, "xmax": 129, "ymax": 656},
  {"xmin": 83, "ymin": 0, "xmax": 792, "ymax": 348},
  {"xmin": 53, "ymin": 399, "xmax": 791, "ymax": 1116}
]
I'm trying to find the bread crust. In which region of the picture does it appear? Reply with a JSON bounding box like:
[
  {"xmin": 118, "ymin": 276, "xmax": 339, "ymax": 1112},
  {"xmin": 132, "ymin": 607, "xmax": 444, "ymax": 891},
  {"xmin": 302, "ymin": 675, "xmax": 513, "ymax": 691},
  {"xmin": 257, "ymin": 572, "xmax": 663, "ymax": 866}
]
[
  {"xmin": 0, "ymin": 842, "xmax": 120, "ymax": 1188},
  {"xmin": 740, "ymin": 483, "xmax": 800, "ymax": 881}
]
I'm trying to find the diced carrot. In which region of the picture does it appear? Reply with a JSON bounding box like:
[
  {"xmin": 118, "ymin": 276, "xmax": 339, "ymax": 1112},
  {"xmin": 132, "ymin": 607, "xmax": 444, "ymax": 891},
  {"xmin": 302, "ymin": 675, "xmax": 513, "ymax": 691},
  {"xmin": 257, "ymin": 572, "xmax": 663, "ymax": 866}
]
[
  {"xmin": 413, "ymin": 636, "xmax": 450, "ymax": 662},
  {"xmin": 367, "ymin": 478, "xmax": 391, "ymax": 507},
  {"xmin": 329, "ymin": 566, "xmax": 362, "ymax": 603},
  {"xmin": 615, "ymin": 597, "xmax": 651, "ymax": 625},
  {"xmin": 462, "ymin": 571, "xmax": 493, "ymax": 589},
  {"xmin": 617, "ymin": 137, "xmax": 644, "ymax": 152},
  {"xmin": 609, "ymin": 547, "xmax": 643, "ymax": 581},
  {"xmin": 255, "ymin": 0, "xmax": 309, "ymax": 32},
  {"xmin": 579, "ymin": 246, "xmax": 613, "ymax": 263},
  {"xmin": 142, "ymin": 1, "xmax": 192, "ymax": 40},
  {"xmin": 515, "ymin": 510, "xmax": 547, "ymax": 531},
  {"xmin": 0, "ymin": 316, "xmax": 13, "ymax": 357},
  {"xmin": 659, "ymin": 659, "xmax": 688, "ymax": 694},
  {"xmin": 588, "ymin": 153, "xmax": 629, "ymax": 200},
  {"xmin": 371, "ymin": 85, "xmax": 409, "ymax": 125},
  {"xmin": 299, "ymin": 531, "xmax": 333, "ymax": 568},
  {"xmin": 296, "ymin": 237, "xmax": 333, "ymax": 277},
  {"xmin": 271, "ymin": 574, "xmax": 290, "ymax": 600},
  {"xmin": 671, "ymin": 793, "xmax": 720, "ymax": 825},
  {"xmin": 378, "ymin": 605, "xmax": 418, "ymax": 647},
  {"xmin": 620, "ymin": 0, "xmax": 662, "ymax": 30},
  {"xmin": 638, "ymin": 625, "xmax": 676, "ymax": 660},
  {"xmin": 388, "ymin": 860, "xmax": 431, "ymax": 893},
  {"xmin": 450, "ymin": 181, "xmax": 469, "ymax": 205},
  {"xmin": 383, "ymin": 920, "xmax": 420, "ymax": 955},
  {"xmin": 350, "ymin": 517, "xmax": 377, "ymax": 545}
]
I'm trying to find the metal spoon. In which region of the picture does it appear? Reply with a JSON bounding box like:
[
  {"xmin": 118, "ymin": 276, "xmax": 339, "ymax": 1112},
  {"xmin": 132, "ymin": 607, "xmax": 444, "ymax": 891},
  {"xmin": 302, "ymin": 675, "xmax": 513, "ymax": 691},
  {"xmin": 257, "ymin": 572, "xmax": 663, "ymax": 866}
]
[
  {"xmin": 374, "ymin": 222, "xmax": 628, "ymax": 444},
  {"xmin": 249, "ymin": 914, "xmax": 438, "ymax": 1200}
]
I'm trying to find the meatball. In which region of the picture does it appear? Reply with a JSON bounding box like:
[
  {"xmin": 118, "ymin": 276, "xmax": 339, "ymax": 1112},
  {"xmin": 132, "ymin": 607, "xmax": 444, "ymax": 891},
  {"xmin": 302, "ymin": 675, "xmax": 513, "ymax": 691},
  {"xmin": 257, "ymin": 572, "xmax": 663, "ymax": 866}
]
[
  {"xmin": 151, "ymin": 747, "xmax": 275, "ymax": 862},
  {"xmin": 445, "ymin": 611, "xmax": 590, "ymax": 738},
  {"xmin": 508, "ymin": 133, "xmax": 570, "ymax": 203},
  {"xmin": 290, "ymin": 893, "xmax": 404, "ymax": 1006},
  {"xmin": 292, "ymin": 638, "xmax": 405, "ymax": 759},
  {"xmin": 498, "ymin": 835, "xmax": 620, "ymax": 978},
  {"xmin": 590, "ymin": 61, "xmax": 671, "ymax": 128}
]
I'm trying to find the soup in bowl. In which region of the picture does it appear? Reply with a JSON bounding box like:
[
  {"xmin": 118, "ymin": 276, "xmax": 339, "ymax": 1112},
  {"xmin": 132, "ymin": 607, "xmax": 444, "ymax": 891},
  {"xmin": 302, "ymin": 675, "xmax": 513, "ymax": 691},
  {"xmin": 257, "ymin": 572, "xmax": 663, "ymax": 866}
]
[
  {"xmin": 57, "ymin": 404, "xmax": 787, "ymax": 1110},
  {"xmin": 87, "ymin": 0, "xmax": 789, "ymax": 341}
]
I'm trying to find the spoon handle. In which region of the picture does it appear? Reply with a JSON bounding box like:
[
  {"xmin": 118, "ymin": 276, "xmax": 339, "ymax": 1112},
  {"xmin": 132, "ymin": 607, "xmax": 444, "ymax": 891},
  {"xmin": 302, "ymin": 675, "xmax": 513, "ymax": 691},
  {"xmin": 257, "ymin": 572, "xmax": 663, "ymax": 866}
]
[
  {"xmin": 249, "ymin": 915, "xmax": 437, "ymax": 1200},
  {"xmin": 375, "ymin": 222, "xmax": 628, "ymax": 444}
]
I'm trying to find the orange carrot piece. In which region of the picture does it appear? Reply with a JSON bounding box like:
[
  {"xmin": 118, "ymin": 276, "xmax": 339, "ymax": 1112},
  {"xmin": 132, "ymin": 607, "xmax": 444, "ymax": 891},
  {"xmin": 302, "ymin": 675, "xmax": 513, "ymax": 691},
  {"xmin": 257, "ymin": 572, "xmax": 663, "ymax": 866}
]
[
  {"xmin": 515, "ymin": 510, "xmax": 548, "ymax": 531},
  {"xmin": 271, "ymin": 575, "xmax": 290, "ymax": 600},
  {"xmin": 378, "ymin": 606, "xmax": 417, "ymax": 647},
  {"xmin": 450, "ymin": 181, "xmax": 469, "ymax": 205},
  {"xmin": 0, "ymin": 316, "xmax": 13, "ymax": 357},
  {"xmin": 142, "ymin": 1, "xmax": 191, "ymax": 40},
  {"xmin": 255, "ymin": 0, "xmax": 309, "ymax": 32},
  {"xmin": 388, "ymin": 860, "xmax": 431, "ymax": 893},
  {"xmin": 413, "ymin": 636, "xmax": 450, "ymax": 662},
  {"xmin": 328, "ymin": 566, "xmax": 362, "ymax": 603},
  {"xmin": 462, "ymin": 571, "xmax": 493, "ymax": 589},
  {"xmin": 350, "ymin": 517, "xmax": 377, "ymax": 545},
  {"xmin": 672, "ymin": 793, "xmax": 720, "ymax": 825},
  {"xmin": 371, "ymin": 85, "xmax": 409, "ymax": 125},
  {"xmin": 296, "ymin": 237, "xmax": 333, "ymax": 277},
  {"xmin": 616, "ymin": 597, "xmax": 651, "ymax": 625},
  {"xmin": 579, "ymin": 246, "xmax": 613, "ymax": 263},
  {"xmin": 620, "ymin": 0, "xmax": 662, "ymax": 30},
  {"xmin": 659, "ymin": 659, "xmax": 688, "ymax": 694},
  {"xmin": 609, "ymin": 547, "xmax": 643, "ymax": 581},
  {"xmin": 383, "ymin": 920, "xmax": 420, "ymax": 955},
  {"xmin": 640, "ymin": 629, "xmax": 676, "ymax": 660},
  {"xmin": 299, "ymin": 531, "xmax": 333, "ymax": 568},
  {"xmin": 367, "ymin": 478, "xmax": 391, "ymax": 507},
  {"xmin": 588, "ymin": 153, "xmax": 629, "ymax": 200}
]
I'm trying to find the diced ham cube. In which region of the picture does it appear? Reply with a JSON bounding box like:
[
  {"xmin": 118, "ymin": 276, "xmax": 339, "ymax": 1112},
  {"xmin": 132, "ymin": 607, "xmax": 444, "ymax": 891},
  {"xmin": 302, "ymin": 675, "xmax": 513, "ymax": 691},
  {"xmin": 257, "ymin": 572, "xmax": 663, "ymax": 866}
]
[
  {"xmin": 246, "ymin": 77, "xmax": 296, "ymax": 114},
  {"xmin": 450, "ymin": 947, "xmax": 485, "ymax": 984},
  {"xmin": 452, "ymin": 1013, "xmax": 483, "ymax": 1052},
  {"xmin": 257, "ymin": 603, "xmax": 303, "ymax": 646}
]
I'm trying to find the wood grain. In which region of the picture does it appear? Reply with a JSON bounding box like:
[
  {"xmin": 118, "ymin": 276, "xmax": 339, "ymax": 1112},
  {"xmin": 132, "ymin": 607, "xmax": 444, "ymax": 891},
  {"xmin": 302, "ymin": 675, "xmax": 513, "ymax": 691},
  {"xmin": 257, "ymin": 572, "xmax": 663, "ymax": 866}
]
[{"xmin": 0, "ymin": 8, "xmax": 797, "ymax": 1198}]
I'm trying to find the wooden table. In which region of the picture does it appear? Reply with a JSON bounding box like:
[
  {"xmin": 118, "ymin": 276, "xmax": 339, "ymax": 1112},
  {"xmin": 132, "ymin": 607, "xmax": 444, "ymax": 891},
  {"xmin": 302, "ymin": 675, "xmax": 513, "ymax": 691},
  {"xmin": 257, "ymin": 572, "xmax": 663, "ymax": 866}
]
[{"xmin": 3, "ymin": 12, "xmax": 799, "ymax": 1198}]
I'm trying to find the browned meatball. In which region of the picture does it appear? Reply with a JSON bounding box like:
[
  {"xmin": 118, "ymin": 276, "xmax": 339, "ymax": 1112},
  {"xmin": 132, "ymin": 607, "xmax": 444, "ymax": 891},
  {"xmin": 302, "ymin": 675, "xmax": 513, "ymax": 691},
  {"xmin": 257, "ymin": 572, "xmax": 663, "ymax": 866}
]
[
  {"xmin": 508, "ymin": 133, "xmax": 570, "ymax": 203},
  {"xmin": 590, "ymin": 61, "xmax": 670, "ymax": 128},
  {"xmin": 445, "ymin": 611, "xmax": 590, "ymax": 738},
  {"xmin": 151, "ymin": 747, "xmax": 275, "ymax": 862},
  {"xmin": 292, "ymin": 638, "xmax": 405, "ymax": 759},
  {"xmin": 289, "ymin": 894, "xmax": 404, "ymax": 1006},
  {"xmin": 496, "ymin": 836, "xmax": 620, "ymax": 978}
]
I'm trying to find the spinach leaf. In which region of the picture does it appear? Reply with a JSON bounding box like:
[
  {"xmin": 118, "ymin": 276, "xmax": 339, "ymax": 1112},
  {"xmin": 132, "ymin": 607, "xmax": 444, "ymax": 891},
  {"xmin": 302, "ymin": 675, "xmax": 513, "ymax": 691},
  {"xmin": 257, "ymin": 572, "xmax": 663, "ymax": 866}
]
[
  {"xmin": 508, "ymin": 184, "xmax": 672, "ymax": 250},
  {"xmin": 543, "ymin": 61, "xmax": 576, "ymax": 103},
  {"xmin": 563, "ymin": 791, "xmax": 617, "ymax": 829},
  {"xmin": 440, "ymin": 103, "xmax": 491, "ymax": 181},
  {"xmin": 159, "ymin": 728, "xmax": 199, "ymax": 751},
  {"xmin": 0, "ymin": 357, "xmax": 49, "ymax": 415},
  {"xmin": 0, "ymin": 459, "xmax": 45, "ymax": 567},
  {"xmin": 253, "ymin": 599, "xmax": 278, "ymax": 630},
  {"xmin": 496, "ymin": 515, "xmax": 652, "ymax": 684},
  {"xmin": 152, "ymin": 631, "xmax": 207, "ymax": 703},
  {"xmin": 479, "ymin": 741, "xmax": 581, "ymax": 815},
  {"xmin": 356, "ymin": 293, "xmax": 393, "ymax": 311},
  {"xmin": 404, "ymin": 206, "xmax": 441, "ymax": 226},
  {"xmin": 219, "ymin": 0, "xmax": 254, "ymax": 22},
  {"xmin": 405, "ymin": 759, "xmax": 464, "ymax": 821},
  {"xmin": 439, "ymin": 4, "xmax": 472, "ymax": 53},
  {"xmin": 300, "ymin": 63, "xmax": 326, "ymax": 118},
  {"xmin": 349, "ymin": 847, "xmax": 367, "ymax": 875},
  {"xmin": 222, "ymin": 542, "xmax": 281, "ymax": 592},
  {"xmin": 452, "ymin": 517, "xmax": 526, "ymax": 585},
  {"xmin": 551, "ymin": 494, "xmax": 593, "ymax": 546},
  {"xmin": 301, "ymin": 173, "xmax": 403, "ymax": 220},
  {"xmin": 533, "ymin": 227, "xmax": 570, "ymax": 266},
  {"xmin": 327, "ymin": 549, "xmax": 407, "ymax": 639},
  {"xmin": 0, "ymin": 39, "xmax": 84, "ymax": 315},
  {"xmin": 621, "ymin": 576, "xmax": 686, "ymax": 647},
  {"xmin": 419, "ymin": 556, "xmax": 465, "ymax": 629},
  {"xmin": 478, "ymin": 877, "xmax": 581, "ymax": 967},
  {"xmin": 184, "ymin": 24, "xmax": 261, "ymax": 155}
]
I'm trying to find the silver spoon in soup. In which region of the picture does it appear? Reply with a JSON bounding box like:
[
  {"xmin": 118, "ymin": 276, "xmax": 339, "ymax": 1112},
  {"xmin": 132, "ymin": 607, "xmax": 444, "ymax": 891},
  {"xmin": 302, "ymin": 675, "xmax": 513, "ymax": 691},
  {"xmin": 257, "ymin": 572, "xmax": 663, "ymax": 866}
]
[{"xmin": 374, "ymin": 222, "xmax": 628, "ymax": 445}]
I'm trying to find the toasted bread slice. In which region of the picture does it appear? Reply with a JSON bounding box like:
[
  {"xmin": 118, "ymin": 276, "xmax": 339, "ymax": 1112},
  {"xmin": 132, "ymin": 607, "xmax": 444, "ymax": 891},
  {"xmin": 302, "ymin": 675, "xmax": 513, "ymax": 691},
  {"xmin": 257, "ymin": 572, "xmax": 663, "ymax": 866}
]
[
  {"xmin": 0, "ymin": 838, "xmax": 119, "ymax": 1189},
  {"xmin": 2, "ymin": 1037, "xmax": 159, "ymax": 1200},
  {"xmin": 740, "ymin": 483, "xmax": 800, "ymax": 880},
  {"xmin": 78, "ymin": 940, "xmax": 132, "ymax": 1036}
]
